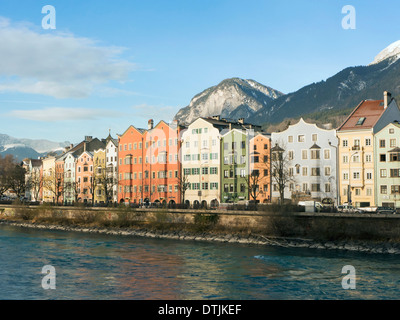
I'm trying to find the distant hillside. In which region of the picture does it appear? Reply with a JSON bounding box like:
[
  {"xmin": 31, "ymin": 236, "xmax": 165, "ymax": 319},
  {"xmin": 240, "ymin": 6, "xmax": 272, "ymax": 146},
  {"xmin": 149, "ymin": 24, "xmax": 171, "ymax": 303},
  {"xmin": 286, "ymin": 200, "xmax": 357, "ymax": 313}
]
[{"xmin": 0, "ymin": 133, "xmax": 70, "ymax": 161}]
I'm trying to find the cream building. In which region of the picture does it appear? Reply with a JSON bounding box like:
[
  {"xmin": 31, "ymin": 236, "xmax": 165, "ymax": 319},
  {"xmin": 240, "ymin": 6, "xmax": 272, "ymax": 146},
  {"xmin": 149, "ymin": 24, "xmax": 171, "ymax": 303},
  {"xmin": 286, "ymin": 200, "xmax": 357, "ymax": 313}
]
[{"xmin": 337, "ymin": 92, "xmax": 400, "ymax": 207}]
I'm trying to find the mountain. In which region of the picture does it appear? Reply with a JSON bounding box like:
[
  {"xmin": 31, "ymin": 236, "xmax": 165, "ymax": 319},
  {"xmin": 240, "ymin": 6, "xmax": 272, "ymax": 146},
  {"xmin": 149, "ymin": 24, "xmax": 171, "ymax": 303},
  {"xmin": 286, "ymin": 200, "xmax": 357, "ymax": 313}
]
[
  {"xmin": 174, "ymin": 41, "xmax": 400, "ymax": 127},
  {"xmin": 174, "ymin": 78, "xmax": 284, "ymax": 125},
  {"xmin": 0, "ymin": 134, "xmax": 70, "ymax": 161},
  {"xmin": 248, "ymin": 42, "xmax": 400, "ymax": 125}
]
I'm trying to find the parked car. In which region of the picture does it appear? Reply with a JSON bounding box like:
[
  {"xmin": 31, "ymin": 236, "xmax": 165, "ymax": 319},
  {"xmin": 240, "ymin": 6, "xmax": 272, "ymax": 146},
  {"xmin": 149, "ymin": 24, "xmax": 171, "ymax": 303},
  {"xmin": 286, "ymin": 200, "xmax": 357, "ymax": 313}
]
[{"xmin": 376, "ymin": 207, "xmax": 396, "ymax": 214}]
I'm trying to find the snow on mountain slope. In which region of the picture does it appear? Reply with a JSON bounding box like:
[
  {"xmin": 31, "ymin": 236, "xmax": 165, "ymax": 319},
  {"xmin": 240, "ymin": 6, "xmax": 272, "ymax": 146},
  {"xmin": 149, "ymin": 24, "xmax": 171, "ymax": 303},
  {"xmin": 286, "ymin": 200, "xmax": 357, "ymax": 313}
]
[{"xmin": 370, "ymin": 40, "xmax": 400, "ymax": 65}]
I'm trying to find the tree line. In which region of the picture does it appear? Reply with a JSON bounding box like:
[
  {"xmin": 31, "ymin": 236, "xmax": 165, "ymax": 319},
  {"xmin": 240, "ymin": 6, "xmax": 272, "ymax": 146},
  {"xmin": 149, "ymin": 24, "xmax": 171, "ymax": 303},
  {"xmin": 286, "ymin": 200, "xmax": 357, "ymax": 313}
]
[{"xmin": 0, "ymin": 155, "xmax": 26, "ymax": 199}]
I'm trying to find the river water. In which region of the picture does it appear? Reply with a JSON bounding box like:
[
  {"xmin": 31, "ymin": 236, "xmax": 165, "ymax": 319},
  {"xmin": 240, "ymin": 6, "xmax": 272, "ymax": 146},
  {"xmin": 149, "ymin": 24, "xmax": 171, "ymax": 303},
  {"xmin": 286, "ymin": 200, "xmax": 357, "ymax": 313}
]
[{"xmin": 0, "ymin": 224, "xmax": 400, "ymax": 300}]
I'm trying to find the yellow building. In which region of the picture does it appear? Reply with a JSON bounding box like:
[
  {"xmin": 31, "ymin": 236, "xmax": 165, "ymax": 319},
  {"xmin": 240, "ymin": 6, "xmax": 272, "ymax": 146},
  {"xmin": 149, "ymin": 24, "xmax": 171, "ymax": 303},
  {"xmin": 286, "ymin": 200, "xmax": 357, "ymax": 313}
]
[
  {"xmin": 337, "ymin": 92, "xmax": 400, "ymax": 208},
  {"xmin": 93, "ymin": 148, "xmax": 107, "ymax": 205}
]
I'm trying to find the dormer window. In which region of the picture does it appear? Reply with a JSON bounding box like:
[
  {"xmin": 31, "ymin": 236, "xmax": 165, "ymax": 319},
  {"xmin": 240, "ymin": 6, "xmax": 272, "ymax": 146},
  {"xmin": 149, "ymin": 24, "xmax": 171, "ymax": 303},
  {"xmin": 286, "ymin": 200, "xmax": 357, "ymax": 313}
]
[{"xmin": 356, "ymin": 117, "xmax": 366, "ymax": 126}]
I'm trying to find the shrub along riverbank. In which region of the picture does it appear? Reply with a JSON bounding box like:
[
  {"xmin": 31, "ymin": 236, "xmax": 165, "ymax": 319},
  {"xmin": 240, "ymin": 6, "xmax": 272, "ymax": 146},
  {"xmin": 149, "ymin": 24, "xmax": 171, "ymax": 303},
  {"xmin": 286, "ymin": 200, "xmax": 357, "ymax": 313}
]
[{"xmin": 2, "ymin": 204, "xmax": 400, "ymax": 255}]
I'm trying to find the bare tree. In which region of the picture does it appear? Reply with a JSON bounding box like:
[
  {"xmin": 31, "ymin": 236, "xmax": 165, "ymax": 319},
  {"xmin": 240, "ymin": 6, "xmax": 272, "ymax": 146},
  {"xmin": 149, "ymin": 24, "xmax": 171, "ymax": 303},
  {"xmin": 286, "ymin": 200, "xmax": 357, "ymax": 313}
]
[
  {"xmin": 270, "ymin": 143, "xmax": 295, "ymax": 205},
  {"xmin": 177, "ymin": 170, "xmax": 190, "ymax": 206},
  {"xmin": 26, "ymin": 168, "xmax": 43, "ymax": 202}
]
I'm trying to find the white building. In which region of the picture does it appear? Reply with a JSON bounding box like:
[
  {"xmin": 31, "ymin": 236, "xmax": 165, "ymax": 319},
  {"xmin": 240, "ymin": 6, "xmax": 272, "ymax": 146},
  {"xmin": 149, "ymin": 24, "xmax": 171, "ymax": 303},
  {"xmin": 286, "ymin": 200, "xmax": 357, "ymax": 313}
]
[
  {"xmin": 271, "ymin": 118, "xmax": 338, "ymax": 204},
  {"xmin": 181, "ymin": 117, "xmax": 225, "ymax": 208},
  {"xmin": 105, "ymin": 137, "xmax": 119, "ymax": 203}
]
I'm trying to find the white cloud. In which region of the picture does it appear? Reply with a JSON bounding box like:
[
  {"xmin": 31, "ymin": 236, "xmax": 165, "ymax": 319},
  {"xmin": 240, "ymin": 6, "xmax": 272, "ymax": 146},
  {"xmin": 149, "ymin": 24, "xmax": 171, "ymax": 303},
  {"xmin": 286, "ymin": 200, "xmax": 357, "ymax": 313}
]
[
  {"xmin": 8, "ymin": 107, "xmax": 122, "ymax": 122},
  {"xmin": 0, "ymin": 17, "xmax": 135, "ymax": 98}
]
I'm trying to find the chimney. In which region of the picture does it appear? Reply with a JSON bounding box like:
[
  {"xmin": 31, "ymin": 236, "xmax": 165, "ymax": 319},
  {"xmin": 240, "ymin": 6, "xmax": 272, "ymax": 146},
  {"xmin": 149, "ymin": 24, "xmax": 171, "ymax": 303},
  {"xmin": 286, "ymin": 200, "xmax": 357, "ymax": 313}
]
[
  {"xmin": 148, "ymin": 119, "xmax": 154, "ymax": 130},
  {"xmin": 85, "ymin": 136, "xmax": 93, "ymax": 142},
  {"xmin": 211, "ymin": 115, "xmax": 220, "ymax": 121},
  {"xmin": 238, "ymin": 118, "xmax": 244, "ymax": 124},
  {"xmin": 384, "ymin": 91, "xmax": 392, "ymax": 109}
]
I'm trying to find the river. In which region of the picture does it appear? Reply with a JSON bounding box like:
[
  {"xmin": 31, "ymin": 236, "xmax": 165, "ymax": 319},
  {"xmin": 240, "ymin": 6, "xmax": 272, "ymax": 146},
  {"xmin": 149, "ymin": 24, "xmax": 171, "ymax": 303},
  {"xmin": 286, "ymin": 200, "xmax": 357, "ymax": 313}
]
[{"xmin": 0, "ymin": 223, "xmax": 399, "ymax": 300}]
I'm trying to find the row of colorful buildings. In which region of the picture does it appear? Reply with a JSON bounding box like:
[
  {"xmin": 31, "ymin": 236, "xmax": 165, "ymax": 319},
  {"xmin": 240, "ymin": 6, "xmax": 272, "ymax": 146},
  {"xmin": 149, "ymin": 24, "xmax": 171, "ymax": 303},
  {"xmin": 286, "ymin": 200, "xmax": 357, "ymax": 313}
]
[{"xmin": 23, "ymin": 91, "xmax": 400, "ymax": 209}]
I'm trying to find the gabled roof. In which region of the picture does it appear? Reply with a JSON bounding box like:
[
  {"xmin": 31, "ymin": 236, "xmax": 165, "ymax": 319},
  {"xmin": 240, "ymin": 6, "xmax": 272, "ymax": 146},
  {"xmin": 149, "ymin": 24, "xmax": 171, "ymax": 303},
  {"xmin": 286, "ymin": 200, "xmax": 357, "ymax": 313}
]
[{"xmin": 338, "ymin": 100, "xmax": 386, "ymax": 131}]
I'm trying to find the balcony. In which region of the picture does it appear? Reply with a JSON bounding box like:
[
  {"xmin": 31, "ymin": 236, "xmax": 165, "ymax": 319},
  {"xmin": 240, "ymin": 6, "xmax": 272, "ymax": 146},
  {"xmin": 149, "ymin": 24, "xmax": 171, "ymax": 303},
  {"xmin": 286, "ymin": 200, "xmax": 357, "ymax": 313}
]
[{"xmin": 352, "ymin": 146, "xmax": 360, "ymax": 151}]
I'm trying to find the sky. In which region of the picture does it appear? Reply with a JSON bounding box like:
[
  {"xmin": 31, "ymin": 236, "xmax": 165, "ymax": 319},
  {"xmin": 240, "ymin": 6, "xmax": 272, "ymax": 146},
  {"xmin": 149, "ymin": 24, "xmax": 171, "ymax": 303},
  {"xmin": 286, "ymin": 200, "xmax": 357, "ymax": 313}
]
[{"xmin": 1, "ymin": 0, "xmax": 400, "ymax": 144}]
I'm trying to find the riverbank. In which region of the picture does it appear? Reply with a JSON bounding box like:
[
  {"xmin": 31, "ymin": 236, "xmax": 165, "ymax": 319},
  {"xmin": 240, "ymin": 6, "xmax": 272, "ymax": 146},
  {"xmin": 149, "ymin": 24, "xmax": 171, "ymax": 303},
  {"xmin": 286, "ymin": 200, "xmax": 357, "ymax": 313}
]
[{"xmin": 2, "ymin": 216, "xmax": 400, "ymax": 255}]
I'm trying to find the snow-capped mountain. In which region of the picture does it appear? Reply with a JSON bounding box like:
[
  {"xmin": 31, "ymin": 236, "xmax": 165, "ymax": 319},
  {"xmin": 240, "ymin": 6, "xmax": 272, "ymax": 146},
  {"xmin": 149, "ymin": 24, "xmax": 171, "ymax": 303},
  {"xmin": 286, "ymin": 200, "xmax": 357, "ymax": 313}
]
[
  {"xmin": 174, "ymin": 78, "xmax": 284, "ymax": 125},
  {"xmin": 174, "ymin": 41, "xmax": 400, "ymax": 127},
  {"xmin": 0, "ymin": 134, "xmax": 70, "ymax": 161},
  {"xmin": 370, "ymin": 40, "xmax": 400, "ymax": 65}
]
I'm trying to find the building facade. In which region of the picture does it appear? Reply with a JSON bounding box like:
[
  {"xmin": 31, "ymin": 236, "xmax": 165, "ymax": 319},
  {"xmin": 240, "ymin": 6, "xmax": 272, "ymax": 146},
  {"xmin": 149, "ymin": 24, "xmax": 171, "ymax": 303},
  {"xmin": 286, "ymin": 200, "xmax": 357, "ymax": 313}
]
[
  {"xmin": 337, "ymin": 93, "xmax": 400, "ymax": 207},
  {"xmin": 374, "ymin": 121, "xmax": 400, "ymax": 208},
  {"xmin": 249, "ymin": 133, "xmax": 271, "ymax": 203},
  {"xmin": 220, "ymin": 129, "xmax": 250, "ymax": 204},
  {"xmin": 271, "ymin": 118, "xmax": 338, "ymax": 204}
]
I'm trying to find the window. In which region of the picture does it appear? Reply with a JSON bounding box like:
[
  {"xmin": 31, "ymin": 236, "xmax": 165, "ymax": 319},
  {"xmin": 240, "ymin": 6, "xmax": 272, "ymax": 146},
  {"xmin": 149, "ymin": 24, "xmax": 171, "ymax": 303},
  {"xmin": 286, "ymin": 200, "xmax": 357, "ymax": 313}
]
[
  {"xmin": 324, "ymin": 149, "xmax": 330, "ymax": 160},
  {"xmin": 356, "ymin": 117, "xmax": 366, "ymax": 126},
  {"xmin": 311, "ymin": 150, "xmax": 320, "ymax": 160},
  {"xmin": 224, "ymin": 170, "xmax": 229, "ymax": 178},
  {"xmin": 192, "ymin": 168, "xmax": 200, "ymax": 175},
  {"xmin": 343, "ymin": 140, "xmax": 348, "ymax": 147},
  {"xmin": 302, "ymin": 150, "xmax": 308, "ymax": 160},
  {"xmin": 311, "ymin": 184, "xmax": 320, "ymax": 192},
  {"xmin": 390, "ymin": 169, "xmax": 400, "ymax": 178},
  {"xmin": 381, "ymin": 185, "xmax": 388, "ymax": 194},
  {"xmin": 324, "ymin": 167, "xmax": 331, "ymax": 176},
  {"xmin": 390, "ymin": 128, "xmax": 395, "ymax": 134},
  {"xmin": 302, "ymin": 167, "xmax": 308, "ymax": 176},
  {"xmin": 210, "ymin": 167, "xmax": 218, "ymax": 175},
  {"xmin": 391, "ymin": 185, "xmax": 400, "ymax": 194},
  {"xmin": 390, "ymin": 139, "xmax": 397, "ymax": 148},
  {"xmin": 288, "ymin": 136, "xmax": 293, "ymax": 143},
  {"xmin": 365, "ymin": 154, "xmax": 372, "ymax": 162},
  {"xmin": 312, "ymin": 134, "xmax": 318, "ymax": 142},
  {"xmin": 366, "ymin": 188, "xmax": 372, "ymax": 196},
  {"xmin": 355, "ymin": 188, "xmax": 361, "ymax": 196},
  {"xmin": 325, "ymin": 183, "xmax": 331, "ymax": 193},
  {"xmin": 380, "ymin": 139, "xmax": 386, "ymax": 148},
  {"xmin": 210, "ymin": 183, "xmax": 218, "ymax": 190},
  {"xmin": 264, "ymin": 144, "xmax": 268, "ymax": 150},
  {"xmin": 298, "ymin": 135, "xmax": 305, "ymax": 142},
  {"xmin": 303, "ymin": 183, "xmax": 308, "ymax": 192},
  {"xmin": 365, "ymin": 138, "xmax": 371, "ymax": 146},
  {"xmin": 353, "ymin": 172, "xmax": 360, "ymax": 179},
  {"xmin": 224, "ymin": 184, "xmax": 229, "ymax": 193},
  {"xmin": 353, "ymin": 155, "xmax": 360, "ymax": 163},
  {"xmin": 311, "ymin": 168, "xmax": 320, "ymax": 176},
  {"xmin": 390, "ymin": 152, "xmax": 400, "ymax": 162},
  {"xmin": 288, "ymin": 150, "xmax": 294, "ymax": 160},
  {"xmin": 202, "ymin": 183, "xmax": 208, "ymax": 190},
  {"xmin": 201, "ymin": 167, "xmax": 208, "ymax": 175},
  {"xmin": 380, "ymin": 154, "xmax": 387, "ymax": 162},
  {"xmin": 366, "ymin": 172, "xmax": 372, "ymax": 180},
  {"xmin": 380, "ymin": 169, "xmax": 387, "ymax": 178},
  {"xmin": 343, "ymin": 155, "xmax": 349, "ymax": 163}
]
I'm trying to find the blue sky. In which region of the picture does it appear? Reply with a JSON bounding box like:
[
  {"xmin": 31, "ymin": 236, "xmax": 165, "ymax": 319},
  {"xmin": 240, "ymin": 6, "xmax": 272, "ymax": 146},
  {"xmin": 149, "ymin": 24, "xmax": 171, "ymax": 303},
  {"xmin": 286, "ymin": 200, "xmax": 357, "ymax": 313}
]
[{"xmin": 1, "ymin": 0, "xmax": 400, "ymax": 143}]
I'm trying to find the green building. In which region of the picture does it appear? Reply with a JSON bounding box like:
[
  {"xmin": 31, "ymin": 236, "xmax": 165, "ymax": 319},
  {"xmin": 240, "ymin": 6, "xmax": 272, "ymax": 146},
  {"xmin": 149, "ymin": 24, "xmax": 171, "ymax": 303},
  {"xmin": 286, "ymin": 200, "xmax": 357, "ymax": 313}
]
[
  {"xmin": 374, "ymin": 121, "xmax": 400, "ymax": 209},
  {"xmin": 220, "ymin": 129, "xmax": 250, "ymax": 203}
]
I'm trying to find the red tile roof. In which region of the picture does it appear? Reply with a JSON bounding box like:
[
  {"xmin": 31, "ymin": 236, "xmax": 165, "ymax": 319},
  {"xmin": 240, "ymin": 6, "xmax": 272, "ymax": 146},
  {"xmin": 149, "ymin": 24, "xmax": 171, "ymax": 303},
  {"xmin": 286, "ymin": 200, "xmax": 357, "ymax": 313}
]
[{"xmin": 338, "ymin": 100, "xmax": 385, "ymax": 131}]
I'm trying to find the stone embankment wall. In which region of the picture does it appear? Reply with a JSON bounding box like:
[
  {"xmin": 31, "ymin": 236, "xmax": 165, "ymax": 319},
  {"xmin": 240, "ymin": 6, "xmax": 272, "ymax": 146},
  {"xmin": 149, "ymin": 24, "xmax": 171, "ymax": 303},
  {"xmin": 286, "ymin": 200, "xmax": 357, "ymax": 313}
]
[{"xmin": 2, "ymin": 205, "xmax": 400, "ymax": 254}]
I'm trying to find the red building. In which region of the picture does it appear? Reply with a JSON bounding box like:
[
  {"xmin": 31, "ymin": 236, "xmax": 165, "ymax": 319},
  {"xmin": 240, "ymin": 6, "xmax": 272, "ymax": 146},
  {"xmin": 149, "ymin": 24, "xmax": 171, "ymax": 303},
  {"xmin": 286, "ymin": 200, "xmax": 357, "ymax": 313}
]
[{"xmin": 118, "ymin": 119, "xmax": 184, "ymax": 205}]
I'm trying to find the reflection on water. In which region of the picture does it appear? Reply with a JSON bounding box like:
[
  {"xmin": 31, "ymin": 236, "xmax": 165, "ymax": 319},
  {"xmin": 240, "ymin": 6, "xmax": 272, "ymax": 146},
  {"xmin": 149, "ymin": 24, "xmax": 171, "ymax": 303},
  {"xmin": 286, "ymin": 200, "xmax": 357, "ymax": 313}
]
[{"xmin": 1, "ymin": 224, "xmax": 400, "ymax": 300}]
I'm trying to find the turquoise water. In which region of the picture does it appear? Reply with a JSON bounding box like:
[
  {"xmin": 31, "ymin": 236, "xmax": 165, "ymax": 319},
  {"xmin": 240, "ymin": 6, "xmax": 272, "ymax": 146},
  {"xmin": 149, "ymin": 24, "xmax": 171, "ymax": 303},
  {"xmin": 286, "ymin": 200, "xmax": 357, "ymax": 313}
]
[{"xmin": 1, "ymin": 224, "xmax": 400, "ymax": 300}]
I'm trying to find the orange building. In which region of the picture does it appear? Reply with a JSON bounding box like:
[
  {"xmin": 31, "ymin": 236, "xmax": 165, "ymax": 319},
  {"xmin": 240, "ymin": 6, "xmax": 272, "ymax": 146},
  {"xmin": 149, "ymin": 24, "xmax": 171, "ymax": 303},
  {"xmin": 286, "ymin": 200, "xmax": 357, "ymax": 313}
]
[
  {"xmin": 55, "ymin": 157, "xmax": 64, "ymax": 204},
  {"xmin": 249, "ymin": 133, "xmax": 271, "ymax": 203},
  {"xmin": 76, "ymin": 150, "xmax": 94, "ymax": 204},
  {"xmin": 118, "ymin": 119, "xmax": 184, "ymax": 206}
]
